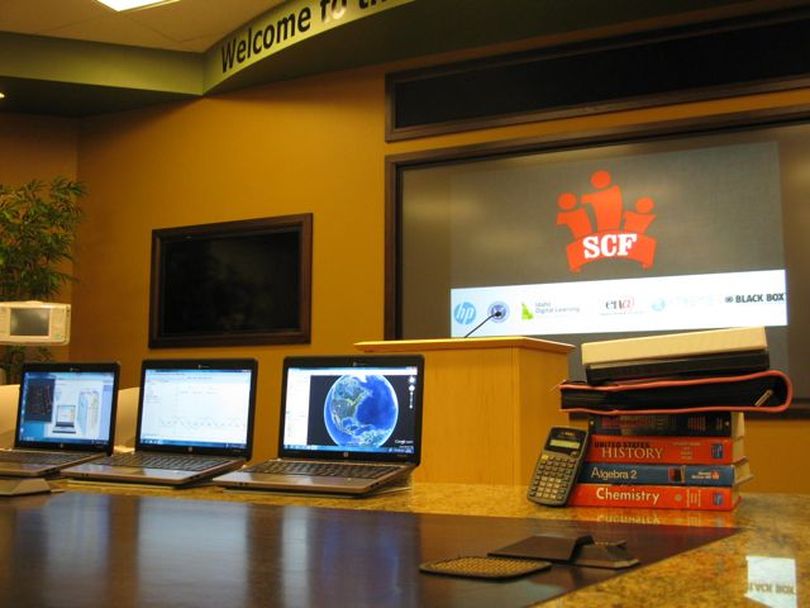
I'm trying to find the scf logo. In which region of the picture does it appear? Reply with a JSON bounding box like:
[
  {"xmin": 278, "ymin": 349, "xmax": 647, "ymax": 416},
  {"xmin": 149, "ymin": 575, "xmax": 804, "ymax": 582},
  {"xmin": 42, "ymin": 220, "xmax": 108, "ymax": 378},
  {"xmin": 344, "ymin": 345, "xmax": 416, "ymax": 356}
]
[
  {"xmin": 453, "ymin": 302, "xmax": 477, "ymax": 325},
  {"xmin": 556, "ymin": 169, "xmax": 657, "ymax": 272}
]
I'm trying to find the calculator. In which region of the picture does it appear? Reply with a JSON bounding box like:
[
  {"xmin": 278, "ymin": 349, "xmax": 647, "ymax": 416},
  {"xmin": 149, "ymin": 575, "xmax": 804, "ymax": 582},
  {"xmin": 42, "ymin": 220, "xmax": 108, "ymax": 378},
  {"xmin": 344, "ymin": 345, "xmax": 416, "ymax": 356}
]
[{"xmin": 527, "ymin": 426, "xmax": 589, "ymax": 506}]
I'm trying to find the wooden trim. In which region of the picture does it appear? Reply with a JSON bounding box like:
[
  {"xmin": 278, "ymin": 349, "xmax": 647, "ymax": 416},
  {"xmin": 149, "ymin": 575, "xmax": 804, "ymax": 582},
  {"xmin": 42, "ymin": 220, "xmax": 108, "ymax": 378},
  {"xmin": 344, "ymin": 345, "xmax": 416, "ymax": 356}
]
[
  {"xmin": 384, "ymin": 104, "xmax": 810, "ymax": 417},
  {"xmin": 356, "ymin": 336, "xmax": 575, "ymax": 354},
  {"xmin": 149, "ymin": 213, "xmax": 312, "ymax": 348}
]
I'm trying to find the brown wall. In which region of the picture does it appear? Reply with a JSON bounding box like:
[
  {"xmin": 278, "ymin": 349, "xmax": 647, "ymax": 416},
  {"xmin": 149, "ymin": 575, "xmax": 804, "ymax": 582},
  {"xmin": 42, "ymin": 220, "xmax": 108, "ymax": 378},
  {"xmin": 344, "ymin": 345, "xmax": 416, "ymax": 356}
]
[
  {"xmin": 3, "ymin": 50, "xmax": 810, "ymax": 491},
  {"xmin": 0, "ymin": 114, "xmax": 77, "ymax": 181}
]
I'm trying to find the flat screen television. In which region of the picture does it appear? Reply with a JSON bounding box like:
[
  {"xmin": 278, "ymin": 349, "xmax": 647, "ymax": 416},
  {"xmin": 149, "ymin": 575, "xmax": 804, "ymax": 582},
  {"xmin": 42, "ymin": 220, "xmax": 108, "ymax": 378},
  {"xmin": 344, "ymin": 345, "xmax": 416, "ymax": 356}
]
[
  {"xmin": 392, "ymin": 117, "xmax": 810, "ymax": 408},
  {"xmin": 149, "ymin": 214, "xmax": 312, "ymax": 348}
]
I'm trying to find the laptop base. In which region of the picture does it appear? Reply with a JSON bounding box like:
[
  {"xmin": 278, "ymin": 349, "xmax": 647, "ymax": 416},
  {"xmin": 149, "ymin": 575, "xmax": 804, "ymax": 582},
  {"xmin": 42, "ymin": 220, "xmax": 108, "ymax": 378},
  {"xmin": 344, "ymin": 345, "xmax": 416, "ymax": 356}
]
[
  {"xmin": 0, "ymin": 477, "xmax": 53, "ymax": 496},
  {"xmin": 215, "ymin": 467, "xmax": 413, "ymax": 496},
  {"xmin": 64, "ymin": 460, "xmax": 243, "ymax": 487},
  {"xmin": 219, "ymin": 474, "xmax": 413, "ymax": 498}
]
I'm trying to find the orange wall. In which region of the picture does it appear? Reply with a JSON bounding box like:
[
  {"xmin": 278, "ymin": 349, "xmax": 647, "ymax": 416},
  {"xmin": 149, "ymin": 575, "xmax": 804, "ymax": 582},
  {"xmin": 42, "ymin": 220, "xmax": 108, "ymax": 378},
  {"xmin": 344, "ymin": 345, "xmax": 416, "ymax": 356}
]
[
  {"xmin": 5, "ymin": 51, "xmax": 810, "ymax": 490},
  {"xmin": 73, "ymin": 70, "xmax": 391, "ymax": 462}
]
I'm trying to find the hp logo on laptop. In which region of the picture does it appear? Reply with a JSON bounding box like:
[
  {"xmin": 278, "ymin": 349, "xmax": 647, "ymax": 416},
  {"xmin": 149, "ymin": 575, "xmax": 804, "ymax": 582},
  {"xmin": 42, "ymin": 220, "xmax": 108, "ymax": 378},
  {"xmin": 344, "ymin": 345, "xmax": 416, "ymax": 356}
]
[{"xmin": 453, "ymin": 302, "xmax": 477, "ymax": 325}]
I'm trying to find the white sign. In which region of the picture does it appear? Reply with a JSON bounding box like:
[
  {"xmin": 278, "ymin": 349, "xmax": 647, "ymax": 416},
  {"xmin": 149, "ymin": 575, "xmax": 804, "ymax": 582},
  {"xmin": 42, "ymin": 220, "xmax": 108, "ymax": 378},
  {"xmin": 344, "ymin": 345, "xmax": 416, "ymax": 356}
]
[{"xmin": 450, "ymin": 269, "xmax": 788, "ymax": 337}]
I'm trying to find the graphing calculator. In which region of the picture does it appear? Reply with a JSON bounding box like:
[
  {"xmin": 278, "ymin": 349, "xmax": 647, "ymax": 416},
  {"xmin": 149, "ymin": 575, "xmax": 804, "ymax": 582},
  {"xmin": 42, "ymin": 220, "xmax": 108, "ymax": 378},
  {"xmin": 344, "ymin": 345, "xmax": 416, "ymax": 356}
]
[{"xmin": 527, "ymin": 426, "xmax": 589, "ymax": 507}]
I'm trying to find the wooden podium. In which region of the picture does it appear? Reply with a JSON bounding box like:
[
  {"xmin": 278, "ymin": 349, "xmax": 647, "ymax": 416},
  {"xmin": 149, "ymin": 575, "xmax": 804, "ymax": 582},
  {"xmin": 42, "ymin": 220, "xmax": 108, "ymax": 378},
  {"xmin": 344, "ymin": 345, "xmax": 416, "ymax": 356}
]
[{"xmin": 355, "ymin": 337, "xmax": 574, "ymax": 485}]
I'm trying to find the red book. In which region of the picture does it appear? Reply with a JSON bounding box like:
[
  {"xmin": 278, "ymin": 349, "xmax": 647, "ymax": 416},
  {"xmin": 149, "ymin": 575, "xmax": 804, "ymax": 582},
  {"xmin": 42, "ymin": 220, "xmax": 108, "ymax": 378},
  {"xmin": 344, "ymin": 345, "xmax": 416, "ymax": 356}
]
[
  {"xmin": 586, "ymin": 434, "xmax": 744, "ymax": 465},
  {"xmin": 569, "ymin": 483, "xmax": 740, "ymax": 511}
]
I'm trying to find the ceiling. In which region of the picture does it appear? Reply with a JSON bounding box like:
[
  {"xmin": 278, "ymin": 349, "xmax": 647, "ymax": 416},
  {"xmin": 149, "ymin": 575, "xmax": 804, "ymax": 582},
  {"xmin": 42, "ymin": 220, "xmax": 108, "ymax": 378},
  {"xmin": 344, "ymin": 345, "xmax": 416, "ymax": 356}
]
[
  {"xmin": 0, "ymin": 0, "xmax": 283, "ymax": 52},
  {"xmin": 1, "ymin": 0, "xmax": 808, "ymax": 117}
]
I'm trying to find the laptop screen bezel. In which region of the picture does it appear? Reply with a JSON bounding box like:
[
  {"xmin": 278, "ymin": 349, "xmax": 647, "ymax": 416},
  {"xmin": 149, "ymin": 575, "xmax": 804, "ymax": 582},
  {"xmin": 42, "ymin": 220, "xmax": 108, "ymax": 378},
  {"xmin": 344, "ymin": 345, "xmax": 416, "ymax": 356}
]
[
  {"xmin": 277, "ymin": 354, "xmax": 425, "ymax": 464},
  {"xmin": 134, "ymin": 358, "xmax": 257, "ymax": 458},
  {"xmin": 14, "ymin": 361, "xmax": 121, "ymax": 454}
]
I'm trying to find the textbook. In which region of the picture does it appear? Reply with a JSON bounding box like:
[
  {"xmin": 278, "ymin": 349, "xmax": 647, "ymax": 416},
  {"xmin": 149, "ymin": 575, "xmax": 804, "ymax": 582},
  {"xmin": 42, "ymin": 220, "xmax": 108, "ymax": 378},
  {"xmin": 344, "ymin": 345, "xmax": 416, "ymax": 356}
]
[
  {"xmin": 569, "ymin": 483, "xmax": 741, "ymax": 511},
  {"xmin": 578, "ymin": 459, "xmax": 752, "ymax": 487},
  {"xmin": 588, "ymin": 412, "xmax": 744, "ymax": 438},
  {"xmin": 586, "ymin": 434, "xmax": 745, "ymax": 465}
]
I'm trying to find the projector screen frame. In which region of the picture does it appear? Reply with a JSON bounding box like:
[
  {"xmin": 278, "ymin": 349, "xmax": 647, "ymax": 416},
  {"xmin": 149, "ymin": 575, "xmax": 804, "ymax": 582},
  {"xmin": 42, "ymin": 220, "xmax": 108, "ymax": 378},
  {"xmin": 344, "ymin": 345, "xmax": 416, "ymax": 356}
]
[{"xmin": 384, "ymin": 105, "xmax": 810, "ymax": 416}]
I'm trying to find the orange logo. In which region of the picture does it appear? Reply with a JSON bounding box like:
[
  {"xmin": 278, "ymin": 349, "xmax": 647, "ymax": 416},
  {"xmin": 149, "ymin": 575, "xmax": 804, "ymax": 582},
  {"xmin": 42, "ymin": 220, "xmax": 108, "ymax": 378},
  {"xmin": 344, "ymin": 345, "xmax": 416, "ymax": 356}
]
[{"xmin": 556, "ymin": 170, "xmax": 656, "ymax": 272}]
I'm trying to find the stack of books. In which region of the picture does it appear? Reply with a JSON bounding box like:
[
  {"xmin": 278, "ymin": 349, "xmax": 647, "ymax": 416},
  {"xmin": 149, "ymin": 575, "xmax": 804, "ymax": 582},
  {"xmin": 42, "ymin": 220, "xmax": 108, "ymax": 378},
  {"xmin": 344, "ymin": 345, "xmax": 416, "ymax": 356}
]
[
  {"xmin": 566, "ymin": 327, "xmax": 767, "ymax": 511},
  {"xmin": 569, "ymin": 411, "xmax": 751, "ymax": 510}
]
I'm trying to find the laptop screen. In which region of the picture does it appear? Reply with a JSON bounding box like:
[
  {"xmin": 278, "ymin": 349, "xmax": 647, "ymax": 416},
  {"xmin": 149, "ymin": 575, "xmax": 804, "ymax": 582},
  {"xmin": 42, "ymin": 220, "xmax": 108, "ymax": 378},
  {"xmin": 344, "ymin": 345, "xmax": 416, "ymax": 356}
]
[
  {"xmin": 16, "ymin": 362, "xmax": 120, "ymax": 451},
  {"xmin": 279, "ymin": 355, "xmax": 424, "ymax": 463},
  {"xmin": 136, "ymin": 359, "xmax": 256, "ymax": 456}
]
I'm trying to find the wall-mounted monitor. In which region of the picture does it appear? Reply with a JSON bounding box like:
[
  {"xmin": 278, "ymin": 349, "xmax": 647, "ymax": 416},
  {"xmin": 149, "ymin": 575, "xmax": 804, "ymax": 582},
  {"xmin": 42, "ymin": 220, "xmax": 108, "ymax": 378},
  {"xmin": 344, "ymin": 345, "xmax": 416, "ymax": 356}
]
[{"xmin": 149, "ymin": 214, "xmax": 312, "ymax": 348}]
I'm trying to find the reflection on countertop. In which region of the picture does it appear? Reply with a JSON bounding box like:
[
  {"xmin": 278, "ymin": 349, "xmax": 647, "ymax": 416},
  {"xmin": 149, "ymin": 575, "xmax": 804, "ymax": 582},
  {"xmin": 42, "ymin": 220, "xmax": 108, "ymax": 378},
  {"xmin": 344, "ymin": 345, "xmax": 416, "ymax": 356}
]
[{"xmin": 44, "ymin": 481, "xmax": 810, "ymax": 607}]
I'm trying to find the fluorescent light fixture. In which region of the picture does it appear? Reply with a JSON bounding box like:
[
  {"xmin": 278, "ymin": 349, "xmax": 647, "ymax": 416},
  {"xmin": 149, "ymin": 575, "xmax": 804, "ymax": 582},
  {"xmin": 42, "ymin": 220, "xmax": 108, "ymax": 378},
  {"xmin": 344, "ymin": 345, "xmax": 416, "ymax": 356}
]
[{"xmin": 95, "ymin": 0, "xmax": 179, "ymax": 11}]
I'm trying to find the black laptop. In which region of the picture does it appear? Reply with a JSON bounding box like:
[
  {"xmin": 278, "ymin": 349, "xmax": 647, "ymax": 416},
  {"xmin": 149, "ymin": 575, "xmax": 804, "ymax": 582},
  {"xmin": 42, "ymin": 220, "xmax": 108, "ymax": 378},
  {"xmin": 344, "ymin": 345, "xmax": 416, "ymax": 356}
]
[
  {"xmin": 214, "ymin": 354, "xmax": 424, "ymax": 495},
  {"xmin": 0, "ymin": 362, "xmax": 119, "ymax": 477},
  {"xmin": 64, "ymin": 359, "xmax": 256, "ymax": 486}
]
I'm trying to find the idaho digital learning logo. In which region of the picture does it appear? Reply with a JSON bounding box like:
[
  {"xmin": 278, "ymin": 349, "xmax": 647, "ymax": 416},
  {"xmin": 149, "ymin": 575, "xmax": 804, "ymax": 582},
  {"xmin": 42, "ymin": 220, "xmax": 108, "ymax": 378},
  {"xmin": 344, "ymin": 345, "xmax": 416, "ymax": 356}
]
[{"xmin": 556, "ymin": 169, "xmax": 657, "ymax": 272}]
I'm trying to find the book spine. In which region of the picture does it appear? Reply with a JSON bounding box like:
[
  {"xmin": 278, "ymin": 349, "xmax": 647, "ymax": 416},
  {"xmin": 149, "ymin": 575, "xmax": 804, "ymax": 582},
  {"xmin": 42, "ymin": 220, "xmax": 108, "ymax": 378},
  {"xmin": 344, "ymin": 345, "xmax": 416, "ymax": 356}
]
[
  {"xmin": 586, "ymin": 434, "xmax": 739, "ymax": 464},
  {"xmin": 569, "ymin": 483, "xmax": 739, "ymax": 511},
  {"xmin": 588, "ymin": 412, "xmax": 737, "ymax": 437},
  {"xmin": 579, "ymin": 462, "xmax": 737, "ymax": 486}
]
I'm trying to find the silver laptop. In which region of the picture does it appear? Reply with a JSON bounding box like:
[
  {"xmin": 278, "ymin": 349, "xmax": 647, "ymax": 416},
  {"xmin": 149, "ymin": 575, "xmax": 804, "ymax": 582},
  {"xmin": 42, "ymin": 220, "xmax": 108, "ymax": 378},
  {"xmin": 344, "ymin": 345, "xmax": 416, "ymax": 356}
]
[
  {"xmin": 64, "ymin": 358, "xmax": 257, "ymax": 486},
  {"xmin": 215, "ymin": 354, "xmax": 424, "ymax": 495},
  {"xmin": 0, "ymin": 362, "xmax": 119, "ymax": 477}
]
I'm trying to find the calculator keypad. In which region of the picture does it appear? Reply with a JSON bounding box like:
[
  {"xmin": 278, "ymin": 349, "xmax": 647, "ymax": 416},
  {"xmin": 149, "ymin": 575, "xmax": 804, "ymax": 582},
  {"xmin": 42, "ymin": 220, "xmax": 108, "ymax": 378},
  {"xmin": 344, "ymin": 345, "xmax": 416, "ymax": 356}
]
[{"xmin": 528, "ymin": 453, "xmax": 577, "ymax": 506}]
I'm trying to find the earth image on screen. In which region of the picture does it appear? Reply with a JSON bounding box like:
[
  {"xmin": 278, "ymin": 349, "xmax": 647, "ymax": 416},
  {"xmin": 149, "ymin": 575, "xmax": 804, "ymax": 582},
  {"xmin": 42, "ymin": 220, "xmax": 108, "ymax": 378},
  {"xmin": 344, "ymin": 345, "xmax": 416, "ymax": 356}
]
[{"xmin": 324, "ymin": 374, "xmax": 399, "ymax": 447}]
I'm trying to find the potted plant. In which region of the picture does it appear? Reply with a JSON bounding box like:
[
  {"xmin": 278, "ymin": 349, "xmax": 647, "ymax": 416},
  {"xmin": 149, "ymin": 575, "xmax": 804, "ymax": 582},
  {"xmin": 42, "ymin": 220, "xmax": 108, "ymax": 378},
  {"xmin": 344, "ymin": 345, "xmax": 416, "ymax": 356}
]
[{"xmin": 0, "ymin": 177, "xmax": 85, "ymax": 384}]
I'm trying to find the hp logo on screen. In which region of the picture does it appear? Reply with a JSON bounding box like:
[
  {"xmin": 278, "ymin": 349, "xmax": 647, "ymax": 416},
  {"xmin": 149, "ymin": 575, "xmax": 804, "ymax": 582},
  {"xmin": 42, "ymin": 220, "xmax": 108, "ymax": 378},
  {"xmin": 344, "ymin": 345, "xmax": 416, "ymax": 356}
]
[{"xmin": 453, "ymin": 302, "xmax": 477, "ymax": 325}]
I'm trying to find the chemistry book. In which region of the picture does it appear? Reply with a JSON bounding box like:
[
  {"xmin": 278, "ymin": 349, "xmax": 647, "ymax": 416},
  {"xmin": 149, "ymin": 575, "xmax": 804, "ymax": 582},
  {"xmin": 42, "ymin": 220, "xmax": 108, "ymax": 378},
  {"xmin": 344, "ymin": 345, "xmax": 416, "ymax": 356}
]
[
  {"xmin": 568, "ymin": 483, "xmax": 741, "ymax": 511},
  {"xmin": 585, "ymin": 434, "xmax": 745, "ymax": 465},
  {"xmin": 579, "ymin": 459, "xmax": 753, "ymax": 487},
  {"xmin": 588, "ymin": 412, "xmax": 744, "ymax": 438}
]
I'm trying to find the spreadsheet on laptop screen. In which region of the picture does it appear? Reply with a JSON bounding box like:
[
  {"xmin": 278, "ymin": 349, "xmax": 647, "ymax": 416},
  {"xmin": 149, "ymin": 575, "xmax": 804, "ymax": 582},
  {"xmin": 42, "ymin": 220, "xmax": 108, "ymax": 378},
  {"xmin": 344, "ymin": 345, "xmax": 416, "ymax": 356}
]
[{"xmin": 139, "ymin": 368, "xmax": 253, "ymax": 450}]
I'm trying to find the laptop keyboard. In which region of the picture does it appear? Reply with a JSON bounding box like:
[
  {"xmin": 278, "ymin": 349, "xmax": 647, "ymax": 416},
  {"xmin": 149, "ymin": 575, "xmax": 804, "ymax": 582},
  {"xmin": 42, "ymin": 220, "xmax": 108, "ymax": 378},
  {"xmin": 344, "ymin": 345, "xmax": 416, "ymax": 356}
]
[
  {"xmin": 246, "ymin": 460, "xmax": 400, "ymax": 479},
  {"xmin": 0, "ymin": 450, "xmax": 94, "ymax": 465},
  {"xmin": 97, "ymin": 453, "xmax": 235, "ymax": 472}
]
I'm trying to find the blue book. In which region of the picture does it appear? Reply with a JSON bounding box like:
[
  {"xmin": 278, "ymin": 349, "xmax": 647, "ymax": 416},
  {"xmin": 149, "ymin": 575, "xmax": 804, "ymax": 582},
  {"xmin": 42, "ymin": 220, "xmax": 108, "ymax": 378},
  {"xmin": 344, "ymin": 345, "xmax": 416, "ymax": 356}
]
[{"xmin": 579, "ymin": 460, "xmax": 752, "ymax": 487}]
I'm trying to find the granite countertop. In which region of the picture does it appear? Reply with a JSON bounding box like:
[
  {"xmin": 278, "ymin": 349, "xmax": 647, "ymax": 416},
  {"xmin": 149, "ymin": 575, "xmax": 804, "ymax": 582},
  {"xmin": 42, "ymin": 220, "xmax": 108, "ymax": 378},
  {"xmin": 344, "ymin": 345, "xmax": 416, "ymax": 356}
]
[{"xmin": 59, "ymin": 480, "xmax": 809, "ymax": 606}]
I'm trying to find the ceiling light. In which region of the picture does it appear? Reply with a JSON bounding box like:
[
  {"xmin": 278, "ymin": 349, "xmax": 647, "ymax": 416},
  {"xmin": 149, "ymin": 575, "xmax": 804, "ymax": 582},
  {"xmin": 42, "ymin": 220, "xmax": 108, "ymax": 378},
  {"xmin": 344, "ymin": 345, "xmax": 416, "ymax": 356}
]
[
  {"xmin": 0, "ymin": 92, "xmax": 5, "ymax": 100},
  {"xmin": 95, "ymin": 0, "xmax": 179, "ymax": 11}
]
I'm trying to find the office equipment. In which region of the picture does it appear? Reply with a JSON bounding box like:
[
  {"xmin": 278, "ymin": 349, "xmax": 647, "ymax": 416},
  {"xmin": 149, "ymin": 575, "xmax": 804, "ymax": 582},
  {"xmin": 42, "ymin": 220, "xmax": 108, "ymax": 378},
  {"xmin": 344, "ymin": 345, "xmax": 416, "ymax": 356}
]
[
  {"xmin": 215, "ymin": 354, "xmax": 423, "ymax": 495},
  {"xmin": 581, "ymin": 327, "xmax": 768, "ymax": 365},
  {"xmin": 0, "ymin": 362, "xmax": 119, "ymax": 477},
  {"xmin": 559, "ymin": 370, "xmax": 792, "ymax": 415},
  {"xmin": 0, "ymin": 301, "xmax": 70, "ymax": 345},
  {"xmin": 582, "ymin": 326, "xmax": 771, "ymax": 384},
  {"xmin": 527, "ymin": 426, "xmax": 589, "ymax": 506},
  {"xmin": 585, "ymin": 350, "xmax": 771, "ymax": 384},
  {"xmin": 419, "ymin": 556, "xmax": 552, "ymax": 579},
  {"xmin": 64, "ymin": 359, "xmax": 256, "ymax": 486}
]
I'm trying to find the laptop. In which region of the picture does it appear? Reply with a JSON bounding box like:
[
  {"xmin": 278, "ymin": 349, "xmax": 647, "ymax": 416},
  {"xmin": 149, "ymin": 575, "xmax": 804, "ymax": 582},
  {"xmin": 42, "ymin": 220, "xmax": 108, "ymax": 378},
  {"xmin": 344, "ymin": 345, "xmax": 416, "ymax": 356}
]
[
  {"xmin": 64, "ymin": 358, "xmax": 257, "ymax": 486},
  {"xmin": 214, "ymin": 354, "xmax": 424, "ymax": 495},
  {"xmin": 0, "ymin": 362, "xmax": 120, "ymax": 477}
]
